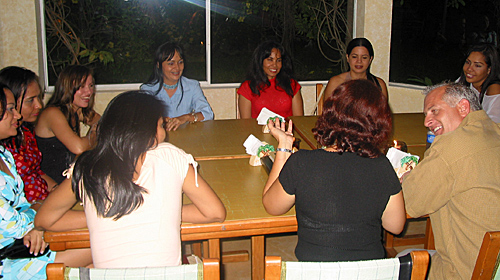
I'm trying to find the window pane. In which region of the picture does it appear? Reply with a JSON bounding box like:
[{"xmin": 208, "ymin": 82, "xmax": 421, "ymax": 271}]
[
  {"xmin": 44, "ymin": 0, "xmax": 351, "ymax": 85},
  {"xmin": 390, "ymin": 0, "xmax": 500, "ymax": 86},
  {"xmin": 45, "ymin": 0, "xmax": 206, "ymax": 85},
  {"xmin": 210, "ymin": 0, "xmax": 351, "ymax": 83}
]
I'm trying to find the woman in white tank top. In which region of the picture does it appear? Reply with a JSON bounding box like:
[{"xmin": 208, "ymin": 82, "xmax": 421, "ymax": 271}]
[{"xmin": 458, "ymin": 43, "xmax": 500, "ymax": 122}]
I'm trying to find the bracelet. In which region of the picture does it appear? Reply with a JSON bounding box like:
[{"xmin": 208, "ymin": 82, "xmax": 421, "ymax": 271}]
[
  {"xmin": 191, "ymin": 112, "xmax": 198, "ymax": 123},
  {"xmin": 276, "ymin": 148, "xmax": 292, "ymax": 153}
]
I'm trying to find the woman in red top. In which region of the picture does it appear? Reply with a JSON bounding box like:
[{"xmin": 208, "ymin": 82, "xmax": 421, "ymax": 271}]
[
  {"xmin": 238, "ymin": 41, "xmax": 304, "ymax": 119},
  {"xmin": 0, "ymin": 66, "xmax": 57, "ymax": 202}
]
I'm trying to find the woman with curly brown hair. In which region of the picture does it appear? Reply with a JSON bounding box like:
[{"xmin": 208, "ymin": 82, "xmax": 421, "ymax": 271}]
[{"xmin": 263, "ymin": 79, "xmax": 405, "ymax": 262}]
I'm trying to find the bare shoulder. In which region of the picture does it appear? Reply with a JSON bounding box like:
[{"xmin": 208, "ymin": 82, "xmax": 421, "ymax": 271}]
[
  {"xmin": 328, "ymin": 72, "xmax": 348, "ymax": 85},
  {"xmin": 325, "ymin": 73, "xmax": 348, "ymax": 99},
  {"xmin": 486, "ymin": 83, "xmax": 500, "ymax": 96},
  {"xmin": 37, "ymin": 107, "xmax": 66, "ymax": 126},
  {"xmin": 39, "ymin": 106, "xmax": 64, "ymax": 119},
  {"xmin": 36, "ymin": 107, "xmax": 67, "ymax": 134},
  {"xmin": 376, "ymin": 77, "xmax": 387, "ymax": 87}
]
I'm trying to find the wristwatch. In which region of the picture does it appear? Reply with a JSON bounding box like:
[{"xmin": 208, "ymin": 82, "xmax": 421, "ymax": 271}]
[{"xmin": 191, "ymin": 112, "xmax": 198, "ymax": 123}]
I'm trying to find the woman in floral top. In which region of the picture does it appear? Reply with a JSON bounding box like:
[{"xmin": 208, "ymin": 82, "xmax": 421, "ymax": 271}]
[{"xmin": 0, "ymin": 67, "xmax": 57, "ymax": 202}]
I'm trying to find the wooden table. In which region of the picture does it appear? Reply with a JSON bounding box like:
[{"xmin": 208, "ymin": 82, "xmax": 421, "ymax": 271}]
[
  {"xmin": 45, "ymin": 120, "xmax": 295, "ymax": 280},
  {"xmin": 44, "ymin": 115, "xmax": 428, "ymax": 279},
  {"xmin": 290, "ymin": 113, "xmax": 428, "ymax": 158},
  {"xmin": 168, "ymin": 119, "xmax": 278, "ymax": 160},
  {"xmin": 182, "ymin": 158, "xmax": 296, "ymax": 280}
]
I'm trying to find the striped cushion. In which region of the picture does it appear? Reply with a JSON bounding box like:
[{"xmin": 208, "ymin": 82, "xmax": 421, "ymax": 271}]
[{"xmin": 63, "ymin": 264, "xmax": 202, "ymax": 280}]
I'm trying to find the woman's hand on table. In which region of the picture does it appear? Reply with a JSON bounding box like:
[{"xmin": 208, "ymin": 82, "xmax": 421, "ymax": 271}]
[
  {"xmin": 23, "ymin": 229, "xmax": 48, "ymax": 256},
  {"xmin": 165, "ymin": 115, "xmax": 189, "ymax": 131},
  {"xmin": 166, "ymin": 112, "xmax": 203, "ymax": 131}
]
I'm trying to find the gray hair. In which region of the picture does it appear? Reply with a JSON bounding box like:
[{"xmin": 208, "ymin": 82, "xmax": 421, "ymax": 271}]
[{"xmin": 423, "ymin": 81, "xmax": 482, "ymax": 111}]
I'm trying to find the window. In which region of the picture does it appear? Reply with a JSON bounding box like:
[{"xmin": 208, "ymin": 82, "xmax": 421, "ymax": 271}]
[
  {"xmin": 390, "ymin": 0, "xmax": 500, "ymax": 86},
  {"xmin": 43, "ymin": 0, "xmax": 352, "ymax": 85}
]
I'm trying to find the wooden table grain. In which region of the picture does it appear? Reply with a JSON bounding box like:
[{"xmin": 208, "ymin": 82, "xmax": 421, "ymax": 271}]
[{"xmin": 168, "ymin": 118, "xmax": 278, "ymax": 160}]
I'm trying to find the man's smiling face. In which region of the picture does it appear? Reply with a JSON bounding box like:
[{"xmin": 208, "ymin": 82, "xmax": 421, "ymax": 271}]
[{"xmin": 424, "ymin": 86, "xmax": 467, "ymax": 136}]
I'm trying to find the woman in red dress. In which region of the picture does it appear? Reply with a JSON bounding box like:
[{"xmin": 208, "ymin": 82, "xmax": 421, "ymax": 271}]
[{"xmin": 238, "ymin": 40, "xmax": 304, "ymax": 119}]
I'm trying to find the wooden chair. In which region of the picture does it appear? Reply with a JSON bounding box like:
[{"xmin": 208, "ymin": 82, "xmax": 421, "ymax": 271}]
[
  {"xmin": 235, "ymin": 88, "xmax": 240, "ymax": 119},
  {"xmin": 471, "ymin": 231, "xmax": 500, "ymax": 280},
  {"xmin": 315, "ymin": 83, "xmax": 325, "ymax": 115},
  {"xmin": 46, "ymin": 258, "xmax": 220, "ymax": 280},
  {"xmin": 385, "ymin": 214, "xmax": 435, "ymax": 258},
  {"xmin": 265, "ymin": 251, "xmax": 429, "ymax": 280}
]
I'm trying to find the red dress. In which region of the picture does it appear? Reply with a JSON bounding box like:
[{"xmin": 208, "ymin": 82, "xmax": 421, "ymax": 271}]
[
  {"xmin": 7, "ymin": 127, "xmax": 49, "ymax": 202},
  {"xmin": 238, "ymin": 78, "xmax": 301, "ymax": 118}
]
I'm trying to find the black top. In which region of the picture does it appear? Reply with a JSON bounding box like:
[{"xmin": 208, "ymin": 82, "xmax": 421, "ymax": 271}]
[
  {"xmin": 35, "ymin": 136, "xmax": 75, "ymax": 184},
  {"xmin": 279, "ymin": 149, "xmax": 401, "ymax": 262}
]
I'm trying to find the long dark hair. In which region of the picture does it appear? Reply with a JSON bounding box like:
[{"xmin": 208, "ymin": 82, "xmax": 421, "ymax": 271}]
[
  {"xmin": 246, "ymin": 40, "xmax": 295, "ymax": 97},
  {"xmin": 345, "ymin": 38, "xmax": 381, "ymax": 90},
  {"xmin": 457, "ymin": 43, "xmax": 500, "ymax": 103},
  {"xmin": 72, "ymin": 91, "xmax": 164, "ymax": 220},
  {"xmin": 143, "ymin": 41, "xmax": 185, "ymax": 108},
  {"xmin": 46, "ymin": 65, "xmax": 96, "ymax": 135},
  {"xmin": 0, "ymin": 84, "xmax": 9, "ymax": 122},
  {"xmin": 313, "ymin": 79, "xmax": 392, "ymax": 158},
  {"xmin": 0, "ymin": 66, "xmax": 41, "ymax": 149}
]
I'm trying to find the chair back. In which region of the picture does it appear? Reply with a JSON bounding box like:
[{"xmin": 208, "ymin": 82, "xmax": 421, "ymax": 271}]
[
  {"xmin": 264, "ymin": 251, "xmax": 429, "ymax": 280},
  {"xmin": 471, "ymin": 231, "xmax": 500, "ymax": 280},
  {"xmin": 46, "ymin": 258, "xmax": 220, "ymax": 280},
  {"xmin": 235, "ymin": 88, "xmax": 240, "ymax": 119},
  {"xmin": 315, "ymin": 83, "xmax": 325, "ymax": 115},
  {"xmin": 385, "ymin": 214, "xmax": 435, "ymax": 257}
]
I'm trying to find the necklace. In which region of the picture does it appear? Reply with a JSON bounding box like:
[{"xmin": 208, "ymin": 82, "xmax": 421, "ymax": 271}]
[{"xmin": 163, "ymin": 82, "xmax": 179, "ymax": 90}]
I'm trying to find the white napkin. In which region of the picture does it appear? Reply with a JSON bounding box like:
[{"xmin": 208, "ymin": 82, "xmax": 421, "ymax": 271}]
[
  {"xmin": 243, "ymin": 134, "xmax": 264, "ymax": 156},
  {"xmin": 256, "ymin": 107, "xmax": 284, "ymax": 125},
  {"xmin": 386, "ymin": 147, "xmax": 419, "ymax": 168}
]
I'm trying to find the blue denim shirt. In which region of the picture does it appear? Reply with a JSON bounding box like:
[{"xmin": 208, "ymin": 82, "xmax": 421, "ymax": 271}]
[{"xmin": 141, "ymin": 76, "xmax": 214, "ymax": 120}]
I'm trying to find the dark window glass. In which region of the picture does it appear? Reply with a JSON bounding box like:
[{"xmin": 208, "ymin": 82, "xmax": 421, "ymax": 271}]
[
  {"xmin": 45, "ymin": 0, "xmax": 352, "ymax": 85},
  {"xmin": 209, "ymin": 0, "xmax": 351, "ymax": 83},
  {"xmin": 390, "ymin": 0, "xmax": 500, "ymax": 86},
  {"xmin": 45, "ymin": 0, "xmax": 206, "ymax": 85}
]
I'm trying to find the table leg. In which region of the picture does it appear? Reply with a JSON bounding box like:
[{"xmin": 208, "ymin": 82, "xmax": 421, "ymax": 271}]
[
  {"xmin": 208, "ymin": 239, "xmax": 220, "ymax": 259},
  {"xmin": 203, "ymin": 241, "xmax": 209, "ymax": 259},
  {"xmin": 251, "ymin": 235, "xmax": 265, "ymax": 280},
  {"xmin": 425, "ymin": 217, "xmax": 435, "ymax": 250},
  {"xmin": 192, "ymin": 242, "xmax": 202, "ymax": 258}
]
